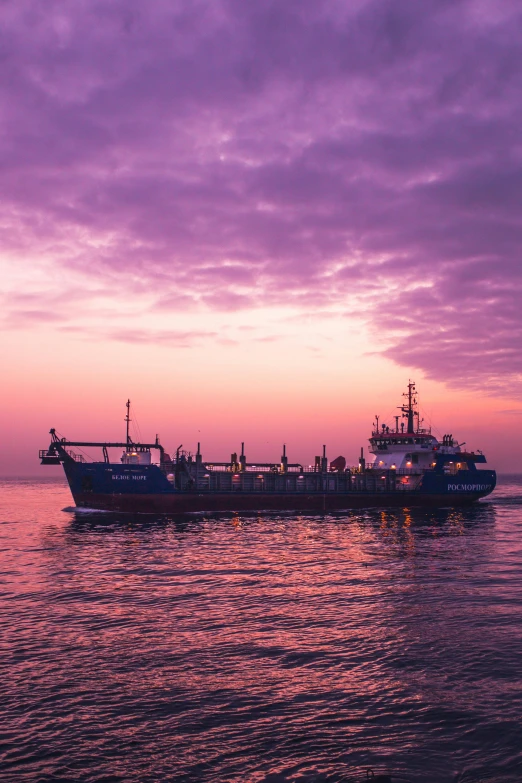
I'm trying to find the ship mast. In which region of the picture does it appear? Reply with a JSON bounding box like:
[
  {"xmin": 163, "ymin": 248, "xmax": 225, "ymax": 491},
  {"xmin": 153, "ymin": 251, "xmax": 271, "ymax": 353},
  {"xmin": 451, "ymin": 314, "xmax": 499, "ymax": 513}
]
[
  {"xmin": 125, "ymin": 399, "xmax": 132, "ymax": 444},
  {"xmin": 400, "ymin": 381, "xmax": 417, "ymax": 434}
]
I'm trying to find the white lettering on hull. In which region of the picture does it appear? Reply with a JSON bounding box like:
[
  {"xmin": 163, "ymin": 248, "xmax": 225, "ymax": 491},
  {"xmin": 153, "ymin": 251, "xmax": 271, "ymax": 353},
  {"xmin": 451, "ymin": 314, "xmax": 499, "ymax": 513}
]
[
  {"xmin": 112, "ymin": 475, "xmax": 147, "ymax": 481},
  {"xmin": 447, "ymin": 484, "xmax": 492, "ymax": 492}
]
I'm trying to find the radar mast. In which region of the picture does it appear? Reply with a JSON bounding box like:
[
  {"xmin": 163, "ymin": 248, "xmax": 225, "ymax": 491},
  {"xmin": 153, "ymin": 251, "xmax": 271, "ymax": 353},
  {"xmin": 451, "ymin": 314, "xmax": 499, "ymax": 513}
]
[
  {"xmin": 125, "ymin": 399, "xmax": 132, "ymax": 444},
  {"xmin": 400, "ymin": 381, "xmax": 417, "ymax": 434}
]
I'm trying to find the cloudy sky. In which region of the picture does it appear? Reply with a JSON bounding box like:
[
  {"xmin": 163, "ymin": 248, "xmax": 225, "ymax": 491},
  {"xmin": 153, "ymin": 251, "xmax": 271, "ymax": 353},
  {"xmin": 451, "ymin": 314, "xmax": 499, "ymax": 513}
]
[{"xmin": 3, "ymin": 0, "xmax": 522, "ymax": 473}]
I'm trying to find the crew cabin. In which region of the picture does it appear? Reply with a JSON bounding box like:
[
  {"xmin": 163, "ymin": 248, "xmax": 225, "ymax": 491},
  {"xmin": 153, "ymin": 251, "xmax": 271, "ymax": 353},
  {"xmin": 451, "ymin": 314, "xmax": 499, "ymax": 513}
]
[
  {"xmin": 369, "ymin": 430, "xmax": 438, "ymax": 472},
  {"xmin": 121, "ymin": 446, "xmax": 152, "ymax": 465}
]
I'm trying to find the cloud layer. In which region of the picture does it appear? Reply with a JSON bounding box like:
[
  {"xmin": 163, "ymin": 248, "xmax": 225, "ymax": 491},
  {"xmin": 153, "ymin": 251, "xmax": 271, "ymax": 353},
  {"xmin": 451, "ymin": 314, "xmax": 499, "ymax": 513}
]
[{"xmin": 3, "ymin": 0, "xmax": 522, "ymax": 392}]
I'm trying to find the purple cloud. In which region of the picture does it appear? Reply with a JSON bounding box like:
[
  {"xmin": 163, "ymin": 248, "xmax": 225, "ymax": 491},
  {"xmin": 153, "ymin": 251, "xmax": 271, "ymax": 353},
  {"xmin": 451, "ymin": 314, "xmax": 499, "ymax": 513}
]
[{"xmin": 2, "ymin": 0, "xmax": 522, "ymax": 392}]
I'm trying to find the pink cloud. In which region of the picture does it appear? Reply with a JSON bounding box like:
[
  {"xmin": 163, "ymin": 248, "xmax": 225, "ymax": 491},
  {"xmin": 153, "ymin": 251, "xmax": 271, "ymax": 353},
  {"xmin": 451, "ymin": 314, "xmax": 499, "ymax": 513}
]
[
  {"xmin": 57, "ymin": 325, "xmax": 219, "ymax": 347},
  {"xmin": 2, "ymin": 0, "xmax": 522, "ymax": 392}
]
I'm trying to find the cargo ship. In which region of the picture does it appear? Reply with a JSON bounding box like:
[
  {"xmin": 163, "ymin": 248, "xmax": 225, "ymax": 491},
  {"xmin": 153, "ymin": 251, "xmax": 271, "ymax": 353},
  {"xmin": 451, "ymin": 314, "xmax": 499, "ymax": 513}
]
[{"xmin": 40, "ymin": 383, "xmax": 496, "ymax": 513}]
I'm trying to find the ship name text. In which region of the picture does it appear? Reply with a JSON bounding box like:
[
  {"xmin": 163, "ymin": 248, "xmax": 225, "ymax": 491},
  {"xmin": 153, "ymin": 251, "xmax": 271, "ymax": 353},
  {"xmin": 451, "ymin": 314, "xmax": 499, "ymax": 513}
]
[
  {"xmin": 112, "ymin": 474, "xmax": 147, "ymax": 481},
  {"xmin": 448, "ymin": 483, "xmax": 492, "ymax": 492}
]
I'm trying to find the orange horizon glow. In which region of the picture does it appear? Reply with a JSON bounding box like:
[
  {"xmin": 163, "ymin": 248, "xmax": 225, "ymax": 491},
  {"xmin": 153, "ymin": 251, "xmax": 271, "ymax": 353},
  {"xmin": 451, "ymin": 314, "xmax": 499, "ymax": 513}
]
[{"xmin": 3, "ymin": 316, "xmax": 521, "ymax": 475}]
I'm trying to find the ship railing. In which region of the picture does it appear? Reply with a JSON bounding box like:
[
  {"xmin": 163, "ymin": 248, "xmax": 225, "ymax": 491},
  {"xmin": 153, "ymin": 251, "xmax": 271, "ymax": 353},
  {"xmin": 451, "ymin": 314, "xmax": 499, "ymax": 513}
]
[
  {"xmin": 204, "ymin": 465, "xmax": 358, "ymax": 475},
  {"xmin": 39, "ymin": 448, "xmax": 85, "ymax": 463},
  {"xmin": 201, "ymin": 465, "xmax": 427, "ymax": 476},
  {"xmin": 370, "ymin": 430, "xmax": 433, "ymax": 439},
  {"xmin": 366, "ymin": 467, "xmax": 423, "ymax": 476},
  {"xmin": 205, "ymin": 465, "xmax": 308, "ymax": 474},
  {"xmin": 65, "ymin": 449, "xmax": 85, "ymax": 463}
]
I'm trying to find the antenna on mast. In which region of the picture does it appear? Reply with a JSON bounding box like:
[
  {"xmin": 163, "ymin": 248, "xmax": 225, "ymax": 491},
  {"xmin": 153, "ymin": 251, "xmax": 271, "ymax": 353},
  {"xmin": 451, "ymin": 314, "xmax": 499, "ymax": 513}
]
[
  {"xmin": 399, "ymin": 380, "xmax": 417, "ymax": 434},
  {"xmin": 125, "ymin": 399, "xmax": 132, "ymax": 444}
]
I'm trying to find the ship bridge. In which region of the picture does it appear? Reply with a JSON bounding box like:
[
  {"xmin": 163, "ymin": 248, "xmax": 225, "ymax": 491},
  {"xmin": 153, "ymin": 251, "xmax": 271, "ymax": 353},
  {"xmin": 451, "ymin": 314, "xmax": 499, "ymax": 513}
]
[
  {"xmin": 369, "ymin": 434, "xmax": 439, "ymax": 471},
  {"xmin": 369, "ymin": 381, "xmax": 440, "ymax": 472}
]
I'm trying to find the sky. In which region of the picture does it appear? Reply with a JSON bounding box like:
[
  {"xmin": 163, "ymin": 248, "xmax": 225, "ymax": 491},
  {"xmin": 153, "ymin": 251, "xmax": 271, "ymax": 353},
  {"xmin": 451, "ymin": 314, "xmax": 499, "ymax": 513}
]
[{"xmin": 2, "ymin": 0, "xmax": 522, "ymax": 474}]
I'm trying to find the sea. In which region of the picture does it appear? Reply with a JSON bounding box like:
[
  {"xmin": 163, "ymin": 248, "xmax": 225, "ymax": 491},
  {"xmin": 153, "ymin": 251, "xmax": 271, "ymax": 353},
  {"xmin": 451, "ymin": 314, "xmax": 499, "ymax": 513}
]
[{"xmin": 2, "ymin": 477, "xmax": 522, "ymax": 783}]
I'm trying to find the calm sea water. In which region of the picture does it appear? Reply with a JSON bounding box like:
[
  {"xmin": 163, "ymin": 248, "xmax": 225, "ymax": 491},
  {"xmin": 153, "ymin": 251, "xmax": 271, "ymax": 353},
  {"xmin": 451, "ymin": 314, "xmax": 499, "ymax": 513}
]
[{"xmin": 2, "ymin": 477, "xmax": 522, "ymax": 783}]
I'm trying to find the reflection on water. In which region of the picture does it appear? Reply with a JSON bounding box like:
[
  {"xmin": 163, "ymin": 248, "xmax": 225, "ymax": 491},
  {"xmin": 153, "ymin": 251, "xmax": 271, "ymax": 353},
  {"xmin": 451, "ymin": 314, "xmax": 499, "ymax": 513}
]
[
  {"xmin": 66, "ymin": 501, "xmax": 497, "ymax": 534},
  {"xmin": 1, "ymin": 478, "xmax": 522, "ymax": 782}
]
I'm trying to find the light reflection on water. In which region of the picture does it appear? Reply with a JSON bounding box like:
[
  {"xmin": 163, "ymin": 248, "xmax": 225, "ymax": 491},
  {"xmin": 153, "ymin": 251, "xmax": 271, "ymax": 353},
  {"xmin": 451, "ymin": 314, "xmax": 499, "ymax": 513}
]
[{"xmin": 1, "ymin": 477, "xmax": 522, "ymax": 782}]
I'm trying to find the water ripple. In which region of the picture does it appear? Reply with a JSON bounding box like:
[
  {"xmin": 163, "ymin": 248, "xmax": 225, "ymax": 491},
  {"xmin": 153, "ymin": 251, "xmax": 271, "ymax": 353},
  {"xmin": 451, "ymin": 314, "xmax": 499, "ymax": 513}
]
[{"xmin": 1, "ymin": 477, "xmax": 522, "ymax": 781}]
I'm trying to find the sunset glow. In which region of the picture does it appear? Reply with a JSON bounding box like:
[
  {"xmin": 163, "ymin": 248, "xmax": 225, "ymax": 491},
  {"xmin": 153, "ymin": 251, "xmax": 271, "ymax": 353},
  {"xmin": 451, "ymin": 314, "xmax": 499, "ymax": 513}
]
[{"xmin": 3, "ymin": 0, "xmax": 522, "ymax": 475}]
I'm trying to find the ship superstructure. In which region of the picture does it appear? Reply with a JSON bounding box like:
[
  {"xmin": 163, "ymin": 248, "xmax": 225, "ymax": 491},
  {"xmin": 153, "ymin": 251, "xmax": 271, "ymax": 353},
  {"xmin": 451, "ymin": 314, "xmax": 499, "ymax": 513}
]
[
  {"xmin": 370, "ymin": 382, "xmax": 482, "ymax": 472},
  {"xmin": 40, "ymin": 384, "xmax": 496, "ymax": 513},
  {"xmin": 370, "ymin": 381, "xmax": 439, "ymax": 471}
]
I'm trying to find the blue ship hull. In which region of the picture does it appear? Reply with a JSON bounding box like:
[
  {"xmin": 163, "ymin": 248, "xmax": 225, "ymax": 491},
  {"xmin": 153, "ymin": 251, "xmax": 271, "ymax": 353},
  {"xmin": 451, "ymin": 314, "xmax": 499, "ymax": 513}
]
[{"xmin": 62, "ymin": 461, "xmax": 496, "ymax": 514}]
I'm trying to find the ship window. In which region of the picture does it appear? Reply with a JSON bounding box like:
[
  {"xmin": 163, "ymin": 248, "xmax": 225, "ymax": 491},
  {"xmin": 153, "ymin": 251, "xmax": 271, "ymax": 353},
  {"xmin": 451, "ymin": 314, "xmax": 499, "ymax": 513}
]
[{"xmin": 412, "ymin": 454, "xmax": 418, "ymax": 464}]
